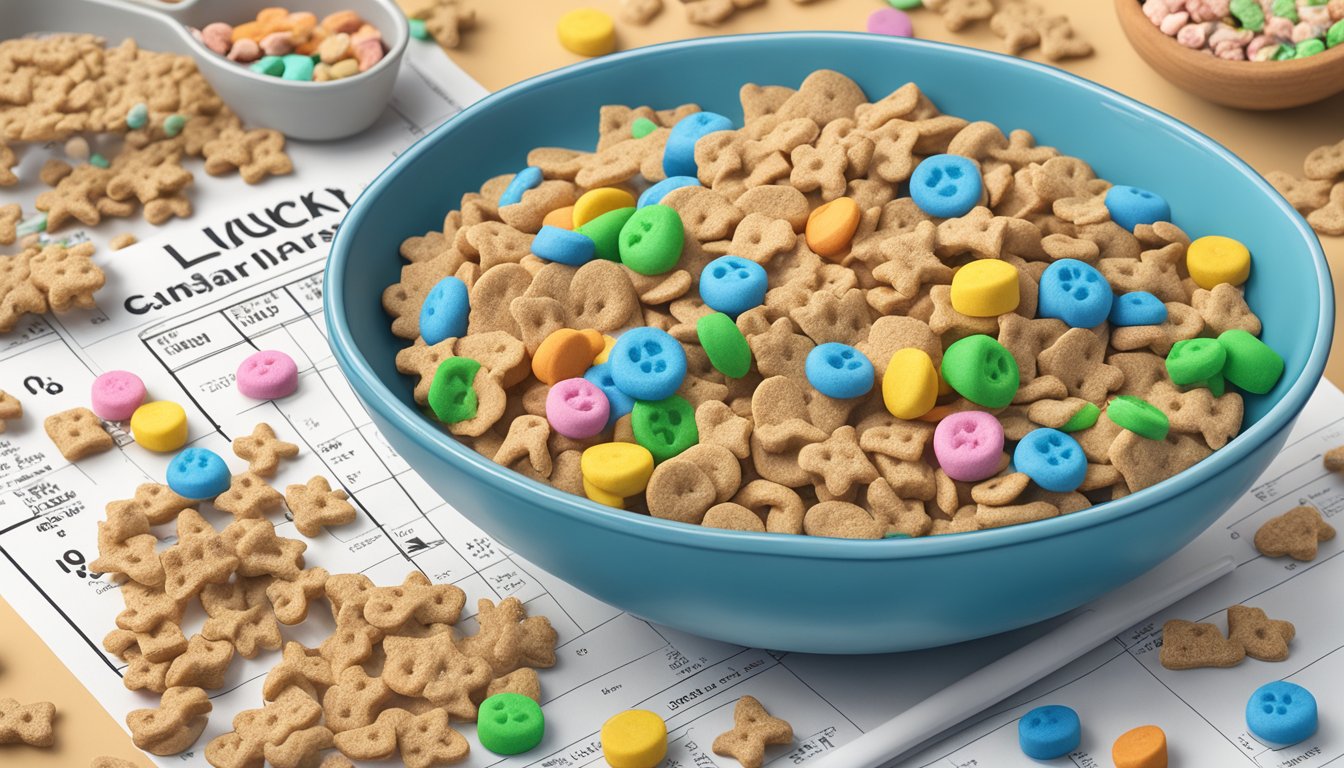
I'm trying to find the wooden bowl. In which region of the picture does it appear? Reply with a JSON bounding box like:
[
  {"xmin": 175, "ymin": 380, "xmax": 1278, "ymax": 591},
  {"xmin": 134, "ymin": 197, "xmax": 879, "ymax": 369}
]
[{"xmin": 1116, "ymin": 0, "xmax": 1344, "ymax": 109}]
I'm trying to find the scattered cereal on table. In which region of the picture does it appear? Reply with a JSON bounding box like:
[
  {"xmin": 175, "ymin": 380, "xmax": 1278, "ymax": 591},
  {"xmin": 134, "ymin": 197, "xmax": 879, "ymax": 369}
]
[
  {"xmin": 397, "ymin": 0, "xmax": 477, "ymax": 49},
  {"xmin": 231, "ymin": 422, "xmax": 301, "ymax": 477},
  {"xmin": 126, "ymin": 685, "xmax": 212, "ymax": 756},
  {"xmin": 711, "ymin": 695, "xmax": 794, "ymax": 768},
  {"xmin": 1160, "ymin": 618, "xmax": 1245, "ymax": 669},
  {"xmin": 44, "ymin": 406, "xmax": 115, "ymax": 461},
  {"xmin": 1226, "ymin": 604, "xmax": 1295, "ymax": 661},
  {"xmin": 1254, "ymin": 504, "xmax": 1335, "ymax": 560},
  {"xmin": 1326, "ymin": 444, "xmax": 1344, "ymax": 472},
  {"xmin": 0, "ymin": 698, "xmax": 56, "ymax": 747},
  {"xmin": 0, "ymin": 389, "xmax": 22, "ymax": 433}
]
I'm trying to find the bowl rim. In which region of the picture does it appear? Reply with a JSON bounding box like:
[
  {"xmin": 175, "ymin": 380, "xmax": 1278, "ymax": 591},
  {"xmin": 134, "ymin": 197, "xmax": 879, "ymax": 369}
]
[
  {"xmin": 326, "ymin": 31, "xmax": 1335, "ymax": 561},
  {"xmin": 1115, "ymin": 0, "xmax": 1344, "ymax": 72}
]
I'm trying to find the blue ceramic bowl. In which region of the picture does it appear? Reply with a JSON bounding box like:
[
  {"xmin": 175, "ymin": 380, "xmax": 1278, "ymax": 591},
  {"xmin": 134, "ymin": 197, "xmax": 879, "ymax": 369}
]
[{"xmin": 326, "ymin": 33, "xmax": 1334, "ymax": 653}]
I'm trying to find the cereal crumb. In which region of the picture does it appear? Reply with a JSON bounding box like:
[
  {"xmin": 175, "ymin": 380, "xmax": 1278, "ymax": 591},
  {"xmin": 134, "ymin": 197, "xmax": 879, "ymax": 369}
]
[{"xmin": 110, "ymin": 233, "xmax": 138, "ymax": 251}]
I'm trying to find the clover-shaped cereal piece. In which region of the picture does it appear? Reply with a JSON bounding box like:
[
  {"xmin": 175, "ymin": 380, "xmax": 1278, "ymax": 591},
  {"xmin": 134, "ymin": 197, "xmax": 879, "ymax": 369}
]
[
  {"xmin": 214, "ymin": 471, "xmax": 285, "ymax": 519},
  {"xmin": 1254, "ymin": 505, "xmax": 1335, "ymax": 561},
  {"xmin": 1146, "ymin": 382, "xmax": 1243, "ymax": 450},
  {"xmin": 382, "ymin": 632, "xmax": 493, "ymax": 719},
  {"xmin": 798, "ymin": 426, "xmax": 879, "ymax": 499},
  {"xmin": 1108, "ymin": 430, "xmax": 1211, "ymax": 493},
  {"xmin": 1226, "ymin": 605, "xmax": 1295, "ymax": 662},
  {"xmin": 1038, "ymin": 14, "xmax": 1093, "ymax": 61},
  {"xmin": 1159, "ymin": 619, "xmax": 1244, "ymax": 670},
  {"xmin": 1266, "ymin": 170, "xmax": 1334, "ymax": 213},
  {"xmin": 1192, "ymin": 283, "xmax": 1261, "ymax": 336},
  {"xmin": 990, "ymin": 0, "xmax": 1045, "ymax": 53},
  {"xmin": 712, "ymin": 695, "xmax": 794, "ymax": 768},
  {"xmin": 115, "ymin": 581, "xmax": 185, "ymax": 633},
  {"xmin": 789, "ymin": 287, "xmax": 872, "ymax": 346},
  {"xmin": 1306, "ymin": 182, "xmax": 1344, "ymax": 236},
  {"xmin": 263, "ymin": 641, "xmax": 335, "ymax": 701},
  {"xmin": 924, "ymin": 0, "xmax": 995, "ymax": 30},
  {"xmin": 872, "ymin": 222, "xmax": 952, "ymax": 300},
  {"xmin": 362, "ymin": 570, "xmax": 466, "ymax": 630},
  {"xmin": 44, "ymin": 406, "xmax": 114, "ymax": 460},
  {"xmin": 0, "ymin": 698, "xmax": 56, "ymax": 747},
  {"xmin": 201, "ymin": 577, "xmax": 283, "ymax": 658},
  {"xmin": 126, "ymin": 686, "xmax": 212, "ymax": 756},
  {"xmin": 1304, "ymin": 138, "xmax": 1344, "ymax": 181},
  {"xmin": 164, "ymin": 634, "xmax": 235, "ymax": 689},
  {"xmin": 231, "ymin": 422, "xmax": 299, "ymax": 478},
  {"xmin": 222, "ymin": 517, "xmax": 307, "ymax": 579},
  {"xmin": 161, "ymin": 509, "xmax": 239, "ymax": 600},
  {"xmin": 284, "ymin": 475, "xmax": 357, "ymax": 537},
  {"xmin": 458, "ymin": 596, "xmax": 559, "ymax": 677},
  {"xmin": 322, "ymin": 665, "xmax": 394, "ymax": 733}
]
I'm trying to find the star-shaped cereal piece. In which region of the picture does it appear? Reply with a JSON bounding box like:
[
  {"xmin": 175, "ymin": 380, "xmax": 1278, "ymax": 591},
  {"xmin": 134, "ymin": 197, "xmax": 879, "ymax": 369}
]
[
  {"xmin": 871, "ymin": 221, "xmax": 952, "ymax": 300},
  {"xmin": 798, "ymin": 426, "xmax": 879, "ymax": 499},
  {"xmin": 203, "ymin": 128, "xmax": 293, "ymax": 184},
  {"xmin": 712, "ymin": 696, "xmax": 794, "ymax": 768},
  {"xmin": 1037, "ymin": 328, "xmax": 1123, "ymax": 402},
  {"xmin": 0, "ymin": 698, "xmax": 56, "ymax": 747},
  {"xmin": 747, "ymin": 317, "xmax": 815, "ymax": 381},
  {"xmin": 990, "ymin": 0, "xmax": 1046, "ymax": 53},
  {"xmin": 696, "ymin": 400, "xmax": 752, "ymax": 459},
  {"xmin": 458, "ymin": 596, "xmax": 559, "ymax": 677},
  {"xmin": 381, "ymin": 632, "xmax": 493, "ymax": 719},
  {"xmin": 1192, "ymin": 283, "xmax": 1262, "ymax": 336},
  {"xmin": 1226, "ymin": 605, "xmax": 1295, "ymax": 662},
  {"xmin": 201, "ymin": 577, "xmax": 282, "ymax": 659},
  {"xmin": 34, "ymin": 165, "xmax": 113, "ymax": 230},
  {"xmin": 284, "ymin": 476, "xmax": 357, "ymax": 537},
  {"xmin": 160, "ymin": 508, "xmax": 239, "ymax": 601},
  {"xmin": 1254, "ymin": 506, "xmax": 1335, "ymax": 562},
  {"xmin": 214, "ymin": 471, "xmax": 285, "ymax": 520},
  {"xmin": 262, "ymin": 642, "xmax": 335, "ymax": 701},
  {"xmin": 0, "ymin": 390, "xmax": 21, "ymax": 433},
  {"xmin": 267, "ymin": 567, "xmax": 329, "ymax": 625},
  {"xmin": 231, "ymin": 423, "xmax": 299, "ymax": 477},
  {"xmin": 222, "ymin": 518, "xmax": 307, "ymax": 580},
  {"xmin": 1159, "ymin": 619, "xmax": 1245, "ymax": 670}
]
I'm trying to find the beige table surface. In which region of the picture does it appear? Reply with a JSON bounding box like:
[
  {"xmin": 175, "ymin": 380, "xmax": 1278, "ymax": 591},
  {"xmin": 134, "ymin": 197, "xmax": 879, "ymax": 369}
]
[{"xmin": 2, "ymin": 1, "xmax": 1340, "ymax": 765}]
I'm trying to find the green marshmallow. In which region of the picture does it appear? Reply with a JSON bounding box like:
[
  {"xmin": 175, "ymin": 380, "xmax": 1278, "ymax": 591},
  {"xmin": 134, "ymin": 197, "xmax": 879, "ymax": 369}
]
[
  {"xmin": 250, "ymin": 56, "xmax": 285, "ymax": 77},
  {"xmin": 126, "ymin": 102, "xmax": 149, "ymax": 130},
  {"xmin": 89, "ymin": 153, "xmax": 110, "ymax": 169},
  {"xmin": 281, "ymin": 53, "xmax": 315, "ymax": 81},
  {"xmin": 1106, "ymin": 395, "xmax": 1170, "ymax": 441},
  {"xmin": 618, "ymin": 204, "xmax": 685, "ymax": 276},
  {"xmin": 1231, "ymin": 0, "xmax": 1265, "ymax": 31},
  {"xmin": 1296, "ymin": 38, "xmax": 1326, "ymax": 58},
  {"xmin": 477, "ymin": 693, "xmax": 545, "ymax": 755},
  {"xmin": 163, "ymin": 114, "xmax": 186, "ymax": 138},
  {"xmin": 940, "ymin": 334, "xmax": 1019, "ymax": 409},
  {"xmin": 576, "ymin": 206, "xmax": 635, "ymax": 262},
  {"xmin": 1272, "ymin": 0, "xmax": 1299, "ymax": 22},
  {"xmin": 428, "ymin": 356, "xmax": 481, "ymax": 423},
  {"xmin": 887, "ymin": 0, "xmax": 922, "ymax": 7},
  {"xmin": 1187, "ymin": 370, "xmax": 1227, "ymax": 397},
  {"xmin": 409, "ymin": 18, "xmax": 430, "ymax": 40},
  {"xmin": 696, "ymin": 312, "xmax": 752, "ymax": 379},
  {"xmin": 1218, "ymin": 329, "xmax": 1284, "ymax": 395},
  {"xmin": 1165, "ymin": 338, "xmax": 1227, "ymax": 386},
  {"xmin": 1330, "ymin": 20, "xmax": 1344, "ymax": 48},
  {"xmin": 1060, "ymin": 401, "xmax": 1101, "ymax": 433},
  {"xmin": 1273, "ymin": 43, "xmax": 1297, "ymax": 60},
  {"xmin": 632, "ymin": 395, "xmax": 698, "ymax": 462},
  {"xmin": 631, "ymin": 116, "xmax": 658, "ymax": 139}
]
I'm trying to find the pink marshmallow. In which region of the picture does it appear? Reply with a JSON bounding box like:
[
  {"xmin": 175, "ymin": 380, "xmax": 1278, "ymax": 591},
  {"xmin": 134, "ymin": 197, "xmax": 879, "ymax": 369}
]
[
  {"xmin": 91, "ymin": 370, "xmax": 147, "ymax": 421},
  {"xmin": 933, "ymin": 411, "xmax": 1005, "ymax": 483},
  {"xmin": 545, "ymin": 378, "xmax": 610, "ymax": 440},
  {"xmin": 236, "ymin": 349, "xmax": 299, "ymax": 400},
  {"xmin": 1160, "ymin": 11, "xmax": 1190, "ymax": 36}
]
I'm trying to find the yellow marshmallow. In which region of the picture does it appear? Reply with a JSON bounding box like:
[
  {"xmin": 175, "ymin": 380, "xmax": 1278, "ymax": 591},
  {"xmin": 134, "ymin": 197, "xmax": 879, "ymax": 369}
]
[
  {"xmin": 557, "ymin": 8, "xmax": 617, "ymax": 58},
  {"xmin": 581, "ymin": 442, "xmax": 654, "ymax": 498},
  {"xmin": 573, "ymin": 188, "xmax": 636, "ymax": 228},
  {"xmin": 1187, "ymin": 235, "xmax": 1251, "ymax": 289},
  {"xmin": 583, "ymin": 477, "xmax": 625, "ymax": 509},
  {"xmin": 950, "ymin": 259, "xmax": 1020, "ymax": 317},
  {"xmin": 594, "ymin": 334, "xmax": 617, "ymax": 365},
  {"xmin": 882, "ymin": 348, "xmax": 939, "ymax": 420},
  {"xmin": 130, "ymin": 401, "xmax": 188, "ymax": 452},
  {"xmin": 601, "ymin": 710, "xmax": 667, "ymax": 768}
]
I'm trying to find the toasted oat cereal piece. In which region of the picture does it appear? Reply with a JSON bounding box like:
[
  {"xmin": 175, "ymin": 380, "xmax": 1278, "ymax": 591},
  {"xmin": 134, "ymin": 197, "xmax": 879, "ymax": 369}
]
[
  {"xmin": 126, "ymin": 686, "xmax": 212, "ymax": 755},
  {"xmin": 712, "ymin": 696, "xmax": 794, "ymax": 768},
  {"xmin": 1254, "ymin": 505, "xmax": 1336, "ymax": 562},
  {"xmin": 1159, "ymin": 619, "xmax": 1245, "ymax": 670},
  {"xmin": 44, "ymin": 407, "xmax": 114, "ymax": 460},
  {"xmin": 110, "ymin": 233, "xmax": 138, "ymax": 251},
  {"xmin": 0, "ymin": 390, "xmax": 21, "ymax": 433},
  {"xmin": 1326, "ymin": 445, "xmax": 1344, "ymax": 473},
  {"xmin": 90, "ymin": 758, "xmax": 140, "ymax": 768},
  {"xmin": 284, "ymin": 475, "xmax": 358, "ymax": 537},
  {"xmin": 0, "ymin": 698, "xmax": 56, "ymax": 747},
  {"xmin": 1226, "ymin": 605, "xmax": 1294, "ymax": 662},
  {"xmin": 231, "ymin": 422, "xmax": 300, "ymax": 477}
]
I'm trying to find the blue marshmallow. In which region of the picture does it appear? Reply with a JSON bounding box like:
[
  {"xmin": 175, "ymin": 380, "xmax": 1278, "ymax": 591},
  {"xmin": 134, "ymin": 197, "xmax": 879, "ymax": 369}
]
[
  {"xmin": 805, "ymin": 343, "xmax": 875, "ymax": 399},
  {"xmin": 531, "ymin": 225, "xmax": 596, "ymax": 266},
  {"xmin": 699, "ymin": 255, "xmax": 767, "ymax": 317},
  {"xmin": 1104, "ymin": 185, "xmax": 1171, "ymax": 232},
  {"xmin": 1018, "ymin": 705, "xmax": 1081, "ymax": 760},
  {"xmin": 1014, "ymin": 428, "xmax": 1087, "ymax": 492},
  {"xmin": 1109, "ymin": 291, "xmax": 1168, "ymax": 327},
  {"xmin": 584, "ymin": 362, "xmax": 635, "ymax": 429},
  {"xmin": 419, "ymin": 276, "xmax": 469, "ymax": 345},
  {"xmin": 167, "ymin": 447, "xmax": 231, "ymax": 499},
  {"xmin": 909, "ymin": 154, "xmax": 982, "ymax": 219},
  {"xmin": 498, "ymin": 166, "xmax": 543, "ymax": 207},
  {"xmin": 1247, "ymin": 681, "xmax": 1317, "ymax": 746},
  {"xmin": 639, "ymin": 176, "xmax": 701, "ymax": 208},
  {"xmin": 663, "ymin": 112, "xmax": 733, "ymax": 178},
  {"xmin": 609, "ymin": 327, "xmax": 687, "ymax": 401},
  {"xmin": 1038, "ymin": 258, "xmax": 1114, "ymax": 329}
]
